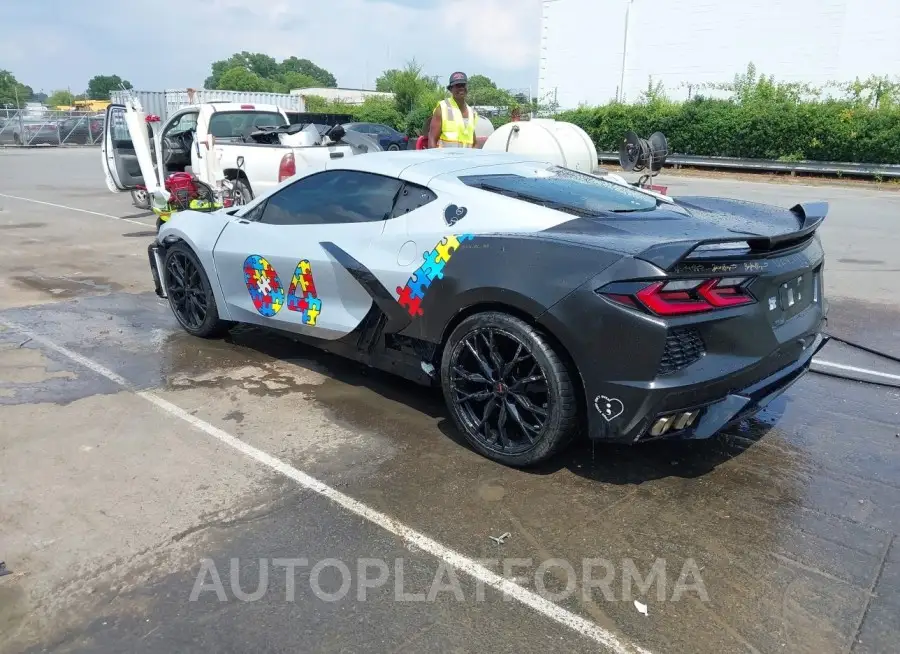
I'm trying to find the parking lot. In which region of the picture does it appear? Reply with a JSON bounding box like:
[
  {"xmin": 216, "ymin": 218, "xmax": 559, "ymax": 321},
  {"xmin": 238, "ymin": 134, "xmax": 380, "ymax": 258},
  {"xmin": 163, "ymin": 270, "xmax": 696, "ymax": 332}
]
[{"xmin": 1, "ymin": 146, "xmax": 898, "ymax": 654}]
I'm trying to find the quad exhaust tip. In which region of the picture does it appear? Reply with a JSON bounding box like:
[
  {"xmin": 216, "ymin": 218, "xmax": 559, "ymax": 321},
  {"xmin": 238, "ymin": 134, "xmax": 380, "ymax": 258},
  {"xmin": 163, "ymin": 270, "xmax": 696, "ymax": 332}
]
[{"xmin": 649, "ymin": 410, "xmax": 699, "ymax": 437}]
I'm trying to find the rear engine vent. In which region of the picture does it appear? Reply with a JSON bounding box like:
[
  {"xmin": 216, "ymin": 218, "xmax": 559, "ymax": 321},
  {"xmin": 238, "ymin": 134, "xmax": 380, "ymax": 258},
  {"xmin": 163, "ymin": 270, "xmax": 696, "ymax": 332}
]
[{"xmin": 658, "ymin": 327, "xmax": 705, "ymax": 376}]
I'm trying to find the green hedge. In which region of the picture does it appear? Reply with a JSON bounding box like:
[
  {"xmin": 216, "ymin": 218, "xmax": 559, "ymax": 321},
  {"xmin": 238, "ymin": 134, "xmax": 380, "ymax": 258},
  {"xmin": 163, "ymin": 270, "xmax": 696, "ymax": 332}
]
[{"xmin": 558, "ymin": 98, "xmax": 900, "ymax": 164}]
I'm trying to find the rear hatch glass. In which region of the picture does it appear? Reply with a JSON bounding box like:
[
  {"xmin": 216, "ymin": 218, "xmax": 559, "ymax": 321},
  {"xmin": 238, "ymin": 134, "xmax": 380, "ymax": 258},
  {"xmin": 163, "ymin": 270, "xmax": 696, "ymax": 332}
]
[{"xmin": 459, "ymin": 166, "xmax": 658, "ymax": 216}]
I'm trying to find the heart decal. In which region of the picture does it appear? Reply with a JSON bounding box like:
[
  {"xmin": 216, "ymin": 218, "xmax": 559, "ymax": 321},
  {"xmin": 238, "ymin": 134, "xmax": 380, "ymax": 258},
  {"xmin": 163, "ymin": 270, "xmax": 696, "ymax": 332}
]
[
  {"xmin": 594, "ymin": 395, "xmax": 624, "ymax": 422},
  {"xmin": 444, "ymin": 204, "xmax": 468, "ymax": 226}
]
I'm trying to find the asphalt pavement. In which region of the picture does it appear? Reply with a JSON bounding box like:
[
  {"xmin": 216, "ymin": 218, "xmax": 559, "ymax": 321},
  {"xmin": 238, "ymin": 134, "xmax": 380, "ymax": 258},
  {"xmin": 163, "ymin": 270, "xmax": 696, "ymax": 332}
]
[{"xmin": 0, "ymin": 147, "xmax": 898, "ymax": 654}]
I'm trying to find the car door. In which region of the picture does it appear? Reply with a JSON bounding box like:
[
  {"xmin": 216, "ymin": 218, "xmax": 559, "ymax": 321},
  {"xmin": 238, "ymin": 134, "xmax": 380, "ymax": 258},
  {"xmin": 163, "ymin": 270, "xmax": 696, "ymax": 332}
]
[
  {"xmin": 212, "ymin": 168, "xmax": 405, "ymax": 340},
  {"xmin": 101, "ymin": 104, "xmax": 144, "ymax": 192}
]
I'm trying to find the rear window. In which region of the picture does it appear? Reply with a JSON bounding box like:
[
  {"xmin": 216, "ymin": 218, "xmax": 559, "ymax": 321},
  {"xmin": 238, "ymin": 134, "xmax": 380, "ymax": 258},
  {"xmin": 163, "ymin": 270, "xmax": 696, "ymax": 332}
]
[
  {"xmin": 208, "ymin": 111, "xmax": 287, "ymax": 139},
  {"xmin": 459, "ymin": 166, "xmax": 657, "ymax": 215}
]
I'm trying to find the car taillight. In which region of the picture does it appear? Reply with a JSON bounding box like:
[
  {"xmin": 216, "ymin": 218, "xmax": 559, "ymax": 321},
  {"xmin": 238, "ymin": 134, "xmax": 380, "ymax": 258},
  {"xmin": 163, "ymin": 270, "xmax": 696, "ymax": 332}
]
[
  {"xmin": 403, "ymin": 135, "xmax": 409, "ymax": 142},
  {"xmin": 602, "ymin": 277, "xmax": 755, "ymax": 316},
  {"xmin": 240, "ymin": 104, "xmax": 255, "ymax": 110},
  {"xmin": 278, "ymin": 152, "xmax": 296, "ymax": 182}
]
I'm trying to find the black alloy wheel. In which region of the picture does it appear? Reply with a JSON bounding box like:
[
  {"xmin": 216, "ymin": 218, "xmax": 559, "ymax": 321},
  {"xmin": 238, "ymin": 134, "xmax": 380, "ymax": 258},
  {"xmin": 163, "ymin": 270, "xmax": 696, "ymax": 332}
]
[
  {"xmin": 163, "ymin": 243, "xmax": 229, "ymax": 338},
  {"xmin": 441, "ymin": 312, "xmax": 579, "ymax": 466}
]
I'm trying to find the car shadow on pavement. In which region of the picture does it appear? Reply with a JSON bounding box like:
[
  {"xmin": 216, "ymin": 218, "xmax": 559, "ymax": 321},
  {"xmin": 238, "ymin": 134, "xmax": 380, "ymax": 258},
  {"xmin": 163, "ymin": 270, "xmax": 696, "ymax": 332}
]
[{"xmin": 224, "ymin": 324, "xmax": 782, "ymax": 486}]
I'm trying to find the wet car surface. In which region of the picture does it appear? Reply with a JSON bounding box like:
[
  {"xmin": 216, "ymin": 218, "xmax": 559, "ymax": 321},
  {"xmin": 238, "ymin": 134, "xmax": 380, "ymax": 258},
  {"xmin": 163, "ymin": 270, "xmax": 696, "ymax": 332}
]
[{"xmin": 0, "ymin": 147, "xmax": 898, "ymax": 654}]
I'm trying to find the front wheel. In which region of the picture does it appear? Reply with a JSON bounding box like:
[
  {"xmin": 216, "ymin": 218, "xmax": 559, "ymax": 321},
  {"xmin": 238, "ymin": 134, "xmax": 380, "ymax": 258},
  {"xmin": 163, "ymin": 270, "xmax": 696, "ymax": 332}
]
[
  {"xmin": 440, "ymin": 312, "xmax": 579, "ymax": 467},
  {"xmin": 163, "ymin": 242, "xmax": 230, "ymax": 338}
]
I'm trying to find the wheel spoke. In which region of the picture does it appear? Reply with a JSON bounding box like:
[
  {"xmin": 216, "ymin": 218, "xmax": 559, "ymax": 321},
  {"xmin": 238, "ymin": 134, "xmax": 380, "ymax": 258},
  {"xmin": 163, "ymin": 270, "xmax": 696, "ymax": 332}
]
[
  {"xmin": 453, "ymin": 388, "xmax": 492, "ymax": 403},
  {"xmin": 497, "ymin": 402, "xmax": 510, "ymax": 448},
  {"xmin": 483, "ymin": 331, "xmax": 505, "ymax": 376},
  {"xmin": 451, "ymin": 366, "xmax": 492, "ymax": 385},
  {"xmin": 510, "ymin": 392, "xmax": 548, "ymax": 418},
  {"xmin": 510, "ymin": 374, "xmax": 546, "ymax": 391},
  {"xmin": 465, "ymin": 337, "xmax": 495, "ymax": 380},
  {"xmin": 505, "ymin": 400, "xmax": 538, "ymax": 443},
  {"xmin": 477, "ymin": 397, "xmax": 498, "ymax": 437},
  {"xmin": 501, "ymin": 343, "xmax": 524, "ymax": 379}
]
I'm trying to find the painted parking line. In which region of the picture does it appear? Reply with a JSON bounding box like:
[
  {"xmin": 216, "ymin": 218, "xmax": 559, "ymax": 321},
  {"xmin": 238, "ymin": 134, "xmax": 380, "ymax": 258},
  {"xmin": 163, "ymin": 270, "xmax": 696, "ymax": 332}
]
[
  {"xmin": 0, "ymin": 318, "xmax": 654, "ymax": 654},
  {"xmin": 0, "ymin": 192, "xmax": 153, "ymax": 227}
]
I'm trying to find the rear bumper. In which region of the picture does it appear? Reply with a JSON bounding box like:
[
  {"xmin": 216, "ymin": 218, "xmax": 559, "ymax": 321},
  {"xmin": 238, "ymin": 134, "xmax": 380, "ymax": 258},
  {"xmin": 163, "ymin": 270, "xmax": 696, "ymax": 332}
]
[
  {"xmin": 585, "ymin": 328, "xmax": 827, "ymax": 443},
  {"xmin": 657, "ymin": 331, "xmax": 826, "ymax": 442}
]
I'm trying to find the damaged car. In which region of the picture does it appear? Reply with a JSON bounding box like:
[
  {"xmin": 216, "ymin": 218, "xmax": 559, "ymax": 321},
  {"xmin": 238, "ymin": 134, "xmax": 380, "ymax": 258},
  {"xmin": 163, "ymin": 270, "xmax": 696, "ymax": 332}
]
[{"xmin": 146, "ymin": 149, "xmax": 829, "ymax": 467}]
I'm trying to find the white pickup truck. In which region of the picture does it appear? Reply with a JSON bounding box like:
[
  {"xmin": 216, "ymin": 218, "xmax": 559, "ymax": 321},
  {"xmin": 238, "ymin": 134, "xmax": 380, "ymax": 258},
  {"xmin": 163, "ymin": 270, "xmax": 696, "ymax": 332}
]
[{"xmin": 101, "ymin": 99, "xmax": 378, "ymax": 207}]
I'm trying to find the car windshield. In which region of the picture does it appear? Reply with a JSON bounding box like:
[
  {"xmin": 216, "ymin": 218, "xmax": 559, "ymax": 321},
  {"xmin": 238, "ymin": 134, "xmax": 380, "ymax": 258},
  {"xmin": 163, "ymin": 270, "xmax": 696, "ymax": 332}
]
[{"xmin": 459, "ymin": 166, "xmax": 657, "ymax": 215}]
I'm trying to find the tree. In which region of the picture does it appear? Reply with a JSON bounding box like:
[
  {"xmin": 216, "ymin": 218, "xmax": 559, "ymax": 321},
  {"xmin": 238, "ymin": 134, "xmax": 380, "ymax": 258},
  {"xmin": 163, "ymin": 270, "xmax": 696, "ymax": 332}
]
[
  {"xmin": 217, "ymin": 67, "xmax": 271, "ymax": 92},
  {"xmin": 87, "ymin": 75, "xmax": 132, "ymax": 100},
  {"xmin": 375, "ymin": 69, "xmax": 402, "ymax": 93},
  {"xmin": 354, "ymin": 96, "xmax": 404, "ymax": 130},
  {"xmin": 47, "ymin": 89, "xmax": 75, "ymax": 107},
  {"xmin": 466, "ymin": 74, "xmax": 514, "ymax": 107},
  {"xmin": 205, "ymin": 52, "xmax": 337, "ymax": 90},
  {"xmin": 276, "ymin": 72, "xmax": 321, "ymax": 93},
  {"xmin": 0, "ymin": 70, "xmax": 34, "ymax": 108},
  {"xmin": 279, "ymin": 57, "xmax": 336, "ymax": 87},
  {"xmin": 388, "ymin": 60, "xmax": 441, "ymax": 116}
]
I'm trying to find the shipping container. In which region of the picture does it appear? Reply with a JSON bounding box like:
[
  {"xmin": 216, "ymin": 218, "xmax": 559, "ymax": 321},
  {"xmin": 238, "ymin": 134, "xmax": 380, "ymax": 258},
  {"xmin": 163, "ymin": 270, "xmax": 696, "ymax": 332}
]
[
  {"xmin": 164, "ymin": 89, "xmax": 304, "ymax": 117},
  {"xmin": 290, "ymin": 87, "xmax": 393, "ymax": 105},
  {"xmin": 109, "ymin": 90, "xmax": 168, "ymax": 119},
  {"xmin": 109, "ymin": 89, "xmax": 305, "ymax": 120}
]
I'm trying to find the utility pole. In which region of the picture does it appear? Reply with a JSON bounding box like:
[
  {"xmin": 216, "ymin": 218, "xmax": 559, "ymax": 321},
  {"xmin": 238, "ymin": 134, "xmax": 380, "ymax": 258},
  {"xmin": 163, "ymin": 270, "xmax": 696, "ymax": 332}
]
[
  {"xmin": 538, "ymin": 0, "xmax": 563, "ymax": 112},
  {"xmin": 618, "ymin": 0, "xmax": 635, "ymax": 103}
]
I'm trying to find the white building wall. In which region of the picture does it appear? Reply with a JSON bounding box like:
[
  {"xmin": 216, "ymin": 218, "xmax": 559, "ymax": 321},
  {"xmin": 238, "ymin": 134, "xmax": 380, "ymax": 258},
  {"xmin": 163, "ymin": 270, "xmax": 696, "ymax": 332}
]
[{"xmin": 539, "ymin": 0, "xmax": 900, "ymax": 109}]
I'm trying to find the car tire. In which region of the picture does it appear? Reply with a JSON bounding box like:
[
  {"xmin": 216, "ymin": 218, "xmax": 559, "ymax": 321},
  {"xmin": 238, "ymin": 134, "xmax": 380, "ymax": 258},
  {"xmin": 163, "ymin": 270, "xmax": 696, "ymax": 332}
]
[
  {"xmin": 162, "ymin": 242, "xmax": 231, "ymax": 338},
  {"xmin": 131, "ymin": 188, "xmax": 151, "ymax": 210},
  {"xmin": 440, "ymin": 312, "xmax": 579, "ymax": 467},
  {"xmin": 388, "ymin": 143, "xmax": 400, "ymax": 151},
  {"xmin": 232, "ymin": 178, "xmax": 253, "ymax": 206}
]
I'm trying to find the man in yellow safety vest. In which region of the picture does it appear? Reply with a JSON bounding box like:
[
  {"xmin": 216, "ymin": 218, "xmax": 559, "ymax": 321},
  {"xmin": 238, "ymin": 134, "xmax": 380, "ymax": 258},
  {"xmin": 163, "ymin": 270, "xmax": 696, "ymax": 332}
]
[{"xmin": 428, "ymin": 71, "xmax": 480, "ymax": 149}]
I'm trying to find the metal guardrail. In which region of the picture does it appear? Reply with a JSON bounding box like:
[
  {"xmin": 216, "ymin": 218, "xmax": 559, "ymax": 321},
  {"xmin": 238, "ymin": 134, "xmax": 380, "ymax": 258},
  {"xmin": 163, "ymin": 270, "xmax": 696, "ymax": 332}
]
[{"xmin": 598, "ymin": 152, "xmax": 900, "ymax": 179}]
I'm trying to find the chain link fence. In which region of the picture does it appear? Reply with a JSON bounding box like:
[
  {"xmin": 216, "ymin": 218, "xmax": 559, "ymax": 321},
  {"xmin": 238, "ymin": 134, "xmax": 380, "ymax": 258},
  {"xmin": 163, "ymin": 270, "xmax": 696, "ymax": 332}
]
[{"xmin": 0, "ymin": 109, "xmax": 105, "ymax": 146}]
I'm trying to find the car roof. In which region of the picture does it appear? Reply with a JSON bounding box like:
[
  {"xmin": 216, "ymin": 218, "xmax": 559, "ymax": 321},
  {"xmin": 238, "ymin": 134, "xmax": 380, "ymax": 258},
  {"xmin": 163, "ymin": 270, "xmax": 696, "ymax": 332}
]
[{"xmin": 329, "ymin": 149, "xmax": 555, "ymax": 185}]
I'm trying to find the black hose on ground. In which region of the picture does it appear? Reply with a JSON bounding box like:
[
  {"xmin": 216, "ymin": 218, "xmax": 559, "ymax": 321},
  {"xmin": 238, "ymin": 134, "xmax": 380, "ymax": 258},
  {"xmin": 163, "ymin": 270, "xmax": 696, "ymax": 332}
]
[
  {"xmin": 811, "ymin": 331, "xmax": 900, "ymax": 389},
  {"xmin": 823, "ymin": 332, "xmax": 900, "ymax": 365}
]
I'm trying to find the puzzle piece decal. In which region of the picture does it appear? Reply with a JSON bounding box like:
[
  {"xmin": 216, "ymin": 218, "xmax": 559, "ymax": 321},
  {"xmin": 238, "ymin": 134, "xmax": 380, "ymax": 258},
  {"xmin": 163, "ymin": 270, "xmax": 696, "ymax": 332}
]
[
  {"xmin": 407, "ymin": 268, "xmax": 432, "ymax": 299},
  {"xmin": 286, "ymin": 259, "xmax": 323, "ymax": 326},
  {"xmin": 243, "ymin": 255, "xmax": 285, "ymax": 317},
  {"xmin": 395, "ymin": 234, "xmax": 475, "ymax": 318},
  {"xmin": 396, "ymin": 285, "xmax": 424, "ymax": 317},
  {"xmin": 421, "ymin": 249, "xmax": 446, "ymax": 281}
]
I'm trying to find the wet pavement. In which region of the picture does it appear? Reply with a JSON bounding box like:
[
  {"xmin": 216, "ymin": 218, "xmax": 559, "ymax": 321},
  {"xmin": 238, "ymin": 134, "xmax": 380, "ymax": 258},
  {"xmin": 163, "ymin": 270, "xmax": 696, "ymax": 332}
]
[{"xmin": 1, "ymin": 148, "xmax": 898, "ymax": 654}]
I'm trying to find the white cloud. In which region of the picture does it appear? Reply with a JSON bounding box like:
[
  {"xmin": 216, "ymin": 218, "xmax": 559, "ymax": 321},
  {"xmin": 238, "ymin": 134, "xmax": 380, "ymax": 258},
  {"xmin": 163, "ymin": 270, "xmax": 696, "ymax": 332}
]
[
  {"xmin": 5, "ymin": 0, "xmax": 541, "ymax": 93},
  {"xmin": 439, "ymin": 0, "xmax": 540, "ymax": 70}
]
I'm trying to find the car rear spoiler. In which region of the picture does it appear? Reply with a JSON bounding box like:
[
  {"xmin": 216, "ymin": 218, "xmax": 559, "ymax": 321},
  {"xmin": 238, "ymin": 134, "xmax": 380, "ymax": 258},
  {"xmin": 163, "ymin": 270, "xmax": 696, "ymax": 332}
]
[{"xmin": 636, "ymin": 201, "xmax": 828, "ymax": 271}]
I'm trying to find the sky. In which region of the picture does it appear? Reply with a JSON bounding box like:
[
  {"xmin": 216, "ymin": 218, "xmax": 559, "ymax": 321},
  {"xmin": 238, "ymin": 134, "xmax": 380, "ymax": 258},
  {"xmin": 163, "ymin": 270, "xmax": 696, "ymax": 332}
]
[{"xmin": 1, "ymin": 0, "xmax": 543, "ymax": 95}]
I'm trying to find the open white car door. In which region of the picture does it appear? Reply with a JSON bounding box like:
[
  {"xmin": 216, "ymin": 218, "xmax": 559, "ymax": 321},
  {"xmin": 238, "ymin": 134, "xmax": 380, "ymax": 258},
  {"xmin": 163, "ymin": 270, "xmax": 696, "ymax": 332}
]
[{"xmin": 100, "ymin": 100, "xmax": 162, "ymax": 197}]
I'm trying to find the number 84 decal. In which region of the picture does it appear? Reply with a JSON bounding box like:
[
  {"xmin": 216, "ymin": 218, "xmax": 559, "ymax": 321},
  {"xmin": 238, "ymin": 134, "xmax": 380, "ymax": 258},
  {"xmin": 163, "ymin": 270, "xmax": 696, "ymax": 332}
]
[{"xmin": 243, "ymin": 255, "xmax": 322, "ymax": 326}]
